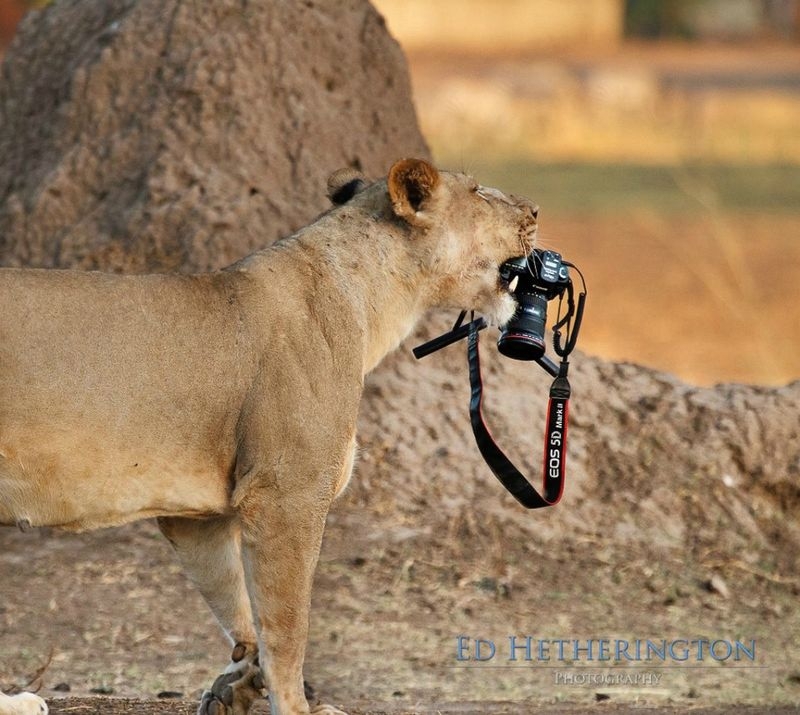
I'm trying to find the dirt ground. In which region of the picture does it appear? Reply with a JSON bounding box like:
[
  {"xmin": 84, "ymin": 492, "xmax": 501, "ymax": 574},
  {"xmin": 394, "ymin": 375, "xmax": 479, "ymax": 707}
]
[
  {"xmin": 39, "ymin": 700, "xmax": 800, "ymax": 715},
  {"xmin": 1, "ymin": 509, "xmax": 798, "ymax": 713}
]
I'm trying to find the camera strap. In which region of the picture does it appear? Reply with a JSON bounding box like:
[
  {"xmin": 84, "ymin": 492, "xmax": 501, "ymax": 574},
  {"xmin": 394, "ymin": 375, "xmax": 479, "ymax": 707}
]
[
  {"xmin": 467, "ymin": 320, "xmax": 569, "ymax": 509},
  {"xmin": 413, "ymin": 256, "xmax": 585, "ymax": 510}
]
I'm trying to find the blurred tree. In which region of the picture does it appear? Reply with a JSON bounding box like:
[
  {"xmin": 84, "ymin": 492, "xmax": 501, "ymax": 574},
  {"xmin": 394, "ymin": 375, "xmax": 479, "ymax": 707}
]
[
  {"xmin": 624, "ymin": 0, "xmax": 699, "ymax": 38},
  {"xmin": 626, "ymin": 0, "xmax": 800, "ymax": 39},
  {"xmin": 765, "ymin": 0, "xmax": 800, "ymax": 38}
]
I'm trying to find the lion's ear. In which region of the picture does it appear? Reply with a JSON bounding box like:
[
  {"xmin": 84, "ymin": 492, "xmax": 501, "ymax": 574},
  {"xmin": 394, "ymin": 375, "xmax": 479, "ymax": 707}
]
[
  {"xmin": 327, "ymin": 167, "xmax": 368, "ymax": 205},
  {"xmin": 388, "ymin": 158, "xmax": 440, "ymax": 225}
]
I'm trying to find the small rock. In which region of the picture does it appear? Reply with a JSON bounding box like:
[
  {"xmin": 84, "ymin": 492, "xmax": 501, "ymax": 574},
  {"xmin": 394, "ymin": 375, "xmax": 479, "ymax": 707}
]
[
  {"xmin": 89, "ymin": 685, "xmax": 114, "ymax": 695},
  {"xmin": 722, "ymin": 473, "xmax": 737, "ymax": 488},
  {"xmin": 157, "ymin": 691, "xmax": 184, "ymax": 699},
  {"xmin": 707, "ymin": 574, "xmax": 730, "ymax": 598},
  {"xmin": 475, "ymin": 576, "xmax": 498, "ymax": 592},
  {"xmin": 51, "ymin": 683, "xmax": 71, "ymax": 692},
  {"xmin": 595, "ymin": 691, "xmax": 611, "ymax": 701}
]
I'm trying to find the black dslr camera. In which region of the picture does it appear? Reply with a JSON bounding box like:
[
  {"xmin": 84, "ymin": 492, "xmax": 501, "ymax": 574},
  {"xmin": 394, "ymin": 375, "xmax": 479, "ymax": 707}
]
[
  {"xmin": 497, "ymin": 249, "xmax": 571, "ymax": 361},
  {"xmin": 411, "ymin": 244, "xmax": 586, "ymax": 510}
]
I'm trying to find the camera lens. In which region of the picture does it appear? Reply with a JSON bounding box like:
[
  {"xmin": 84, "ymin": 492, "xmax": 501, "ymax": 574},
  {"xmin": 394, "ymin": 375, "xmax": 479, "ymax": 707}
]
[{"xmin": 497, "ymin": 292, "xmax": 548, "ymax": 361}]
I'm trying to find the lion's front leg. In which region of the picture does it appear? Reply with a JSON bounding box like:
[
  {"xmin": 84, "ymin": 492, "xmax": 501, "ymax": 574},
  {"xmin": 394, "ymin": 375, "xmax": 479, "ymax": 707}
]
[{"xmin": 236, "ymin": 471, "xmax": 348, "ymax": 715}]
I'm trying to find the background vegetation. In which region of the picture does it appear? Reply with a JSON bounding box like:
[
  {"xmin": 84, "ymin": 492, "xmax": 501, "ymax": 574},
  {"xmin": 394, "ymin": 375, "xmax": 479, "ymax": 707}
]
[{"xmin": 374, "ymin": 0, "xmax": 800, "ymax": 385}]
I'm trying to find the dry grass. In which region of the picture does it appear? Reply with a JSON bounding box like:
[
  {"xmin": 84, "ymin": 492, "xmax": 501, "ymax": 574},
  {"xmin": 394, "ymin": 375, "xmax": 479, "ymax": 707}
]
[
  {"xmin": 407, "ymin": 44, "xmax": 800, "ymax": 165},
  {"xmin": 402, "ymin": 42, "xmax": 800, "ymax": 386},
  {"xmin": 372, "ymin": 0, "xmax": 623, "ymax": 53},
  {"xmin": 453, "ymin": 161, "xmax": 800, "ymax": 385}
]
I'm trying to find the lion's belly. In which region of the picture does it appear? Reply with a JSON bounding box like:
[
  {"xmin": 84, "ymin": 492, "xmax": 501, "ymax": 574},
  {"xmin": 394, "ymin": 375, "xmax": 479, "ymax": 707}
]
[{"xmin": 0, "ymin": 426, "xmax": 232, "ymax": 531}]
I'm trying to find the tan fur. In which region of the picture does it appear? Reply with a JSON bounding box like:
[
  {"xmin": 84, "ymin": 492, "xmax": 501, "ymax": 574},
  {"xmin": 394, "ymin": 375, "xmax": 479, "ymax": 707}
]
[{"xmin": 0, "ymin": 160, "xmax": 537, "ymax": 715}]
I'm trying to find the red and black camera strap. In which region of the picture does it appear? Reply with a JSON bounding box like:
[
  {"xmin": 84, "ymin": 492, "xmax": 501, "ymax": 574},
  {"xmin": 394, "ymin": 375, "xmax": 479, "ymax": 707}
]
[
  {"xmin": 467, "ymin": 320, "xmax": 570, "ymax": 509},
  {"xmin": 413, "ymin": 267, "xmax": 584, "ymax": 510}
]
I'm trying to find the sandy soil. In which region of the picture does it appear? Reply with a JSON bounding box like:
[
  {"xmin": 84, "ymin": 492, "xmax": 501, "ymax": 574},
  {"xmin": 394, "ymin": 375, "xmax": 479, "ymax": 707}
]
[
  {"xmin": 1, "ymin": 510, "xmax": 798, "ymax": 712},
  {"xmin": 40, "ymin": 698, "xmax": 800, "ymax": 714}
]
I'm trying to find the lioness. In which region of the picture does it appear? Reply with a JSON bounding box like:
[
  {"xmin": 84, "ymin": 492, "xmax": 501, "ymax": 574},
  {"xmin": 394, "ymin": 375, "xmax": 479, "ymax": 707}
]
[{"xmin": 0, "ymin": 159, "xmax": 537, "ymax": 715}]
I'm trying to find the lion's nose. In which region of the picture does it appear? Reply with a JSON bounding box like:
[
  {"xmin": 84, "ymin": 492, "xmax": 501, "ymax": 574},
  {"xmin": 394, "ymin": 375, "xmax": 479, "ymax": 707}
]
[
  {"xmin": 511, "ymin": 195, "xmax": 539, "ymax": 221},
  {"xmin": 522, "ymin": 201, "xmax": 539, "ymax": 221}
]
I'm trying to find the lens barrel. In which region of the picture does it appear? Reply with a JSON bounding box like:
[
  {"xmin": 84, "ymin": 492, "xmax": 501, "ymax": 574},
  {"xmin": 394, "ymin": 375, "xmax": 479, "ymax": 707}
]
[{"xmin": 497, "ymin": 292, "xmax": 548, "ymax": 360}]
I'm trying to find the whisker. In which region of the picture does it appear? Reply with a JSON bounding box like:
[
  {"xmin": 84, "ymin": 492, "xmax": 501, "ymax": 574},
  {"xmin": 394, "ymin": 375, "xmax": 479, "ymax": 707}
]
[{"xmin": 532, "ymin": 232, "xmax": 557, "ymax": 251}]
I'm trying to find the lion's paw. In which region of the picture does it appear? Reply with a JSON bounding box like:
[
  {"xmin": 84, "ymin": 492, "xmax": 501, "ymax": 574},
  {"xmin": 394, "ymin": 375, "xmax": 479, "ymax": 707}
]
[{"xmin": 197, "ymin": 663, "xmax": 265, "ymax": 715}]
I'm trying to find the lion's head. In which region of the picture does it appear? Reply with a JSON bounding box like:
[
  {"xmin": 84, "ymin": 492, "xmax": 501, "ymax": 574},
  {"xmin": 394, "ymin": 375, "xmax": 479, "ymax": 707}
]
[{"xmin": 329, "ymin": 158, "xmax": 538, "ymax": 327}]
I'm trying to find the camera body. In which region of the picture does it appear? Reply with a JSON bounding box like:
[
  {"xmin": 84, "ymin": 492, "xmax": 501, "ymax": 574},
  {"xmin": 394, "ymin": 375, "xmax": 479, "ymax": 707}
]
[{"xmin": 497, "ymin": 249, "xmax": 570, "ymax": 361}]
